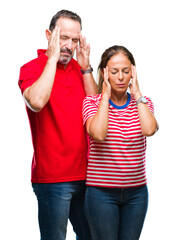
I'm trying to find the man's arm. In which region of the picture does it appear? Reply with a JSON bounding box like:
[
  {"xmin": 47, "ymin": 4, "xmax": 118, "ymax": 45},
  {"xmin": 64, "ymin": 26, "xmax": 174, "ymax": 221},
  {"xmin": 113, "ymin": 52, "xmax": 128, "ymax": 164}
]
[
  {"xmin": 82, "ymin": 71, "xmax": 97, "ymax": 96},
  {"xmin": 76, "ymin": 35, "xmax": 97, "ymax": 96},
  {"xmin": 23, "ymin": 26, "xmax": 60, "ymax": 112}
]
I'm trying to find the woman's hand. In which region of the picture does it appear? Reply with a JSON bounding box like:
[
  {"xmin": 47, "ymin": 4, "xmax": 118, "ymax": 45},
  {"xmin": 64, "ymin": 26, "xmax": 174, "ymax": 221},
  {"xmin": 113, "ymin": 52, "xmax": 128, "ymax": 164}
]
[
  {"xmin": 129, "ymin": 65, "xmax": 142, "ymax": 101},
  {"xmin": 102, "ymin": 67, "xmax": 111, "ymax": 100}
]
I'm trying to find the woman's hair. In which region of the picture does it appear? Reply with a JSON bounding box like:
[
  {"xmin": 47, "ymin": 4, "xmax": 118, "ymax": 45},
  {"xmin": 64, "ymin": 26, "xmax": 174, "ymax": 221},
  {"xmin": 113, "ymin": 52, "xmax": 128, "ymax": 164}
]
[
  {"xmin": 98, "ymin": 45, "xmax": 136, "ymax": 93},
  {"xmin": 49, "ymin": 9, "xmax": 82, "ymax": 31}
]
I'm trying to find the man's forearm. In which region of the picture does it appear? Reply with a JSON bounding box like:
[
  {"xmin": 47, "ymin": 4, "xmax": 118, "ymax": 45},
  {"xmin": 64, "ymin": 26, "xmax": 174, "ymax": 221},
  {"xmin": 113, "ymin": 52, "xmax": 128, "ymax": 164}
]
[
  {"xmin": 83, "ymin": 73, "xmax": 98, "ymax": 96},
  {"xmin": 24, "ymin": 57, "xmax": 57, "ymax": 112}
]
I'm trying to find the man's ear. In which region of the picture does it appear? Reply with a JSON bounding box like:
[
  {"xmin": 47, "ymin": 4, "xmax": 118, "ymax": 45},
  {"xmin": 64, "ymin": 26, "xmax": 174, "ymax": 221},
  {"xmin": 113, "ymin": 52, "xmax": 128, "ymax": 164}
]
[{"xmin": 45, "ymin": 29, "xmax": 51, "ymax": 41}]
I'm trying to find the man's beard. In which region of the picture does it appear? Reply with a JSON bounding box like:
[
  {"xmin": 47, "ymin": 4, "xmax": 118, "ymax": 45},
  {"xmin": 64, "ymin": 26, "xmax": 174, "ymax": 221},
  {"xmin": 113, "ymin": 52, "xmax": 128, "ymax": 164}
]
[{"xmin": 58, "ymin": 48, "xmax": 73, "ymax": 64}]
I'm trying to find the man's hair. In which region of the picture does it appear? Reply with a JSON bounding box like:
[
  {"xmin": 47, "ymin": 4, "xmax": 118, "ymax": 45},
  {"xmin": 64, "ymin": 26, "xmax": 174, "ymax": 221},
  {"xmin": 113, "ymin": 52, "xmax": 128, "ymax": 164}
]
[{"xmin": 49, "ymin": 9, "xmax": 82, "ymax": 31}]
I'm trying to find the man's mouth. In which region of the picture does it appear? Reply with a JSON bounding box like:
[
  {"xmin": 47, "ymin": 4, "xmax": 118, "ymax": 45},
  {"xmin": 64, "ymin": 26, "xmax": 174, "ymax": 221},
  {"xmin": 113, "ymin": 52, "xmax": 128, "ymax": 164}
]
[{"xmin": 61, "ymin": 48, "xmax": 72, "ymax": 56}]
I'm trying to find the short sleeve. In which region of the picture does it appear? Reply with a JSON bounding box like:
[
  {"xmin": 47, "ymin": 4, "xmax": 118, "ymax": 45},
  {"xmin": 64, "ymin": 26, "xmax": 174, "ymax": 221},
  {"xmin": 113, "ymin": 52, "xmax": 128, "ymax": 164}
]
[
  {"xmin": 82, "ymin": 95, "xmax": 99, "ymax": 125},
  {"xmin": 18, "ymin": 64, "xmax": 39, "ymax": 94},
  {"xmin": 145, "ymin": 96, "xmax": 154, "ymax": 114}
]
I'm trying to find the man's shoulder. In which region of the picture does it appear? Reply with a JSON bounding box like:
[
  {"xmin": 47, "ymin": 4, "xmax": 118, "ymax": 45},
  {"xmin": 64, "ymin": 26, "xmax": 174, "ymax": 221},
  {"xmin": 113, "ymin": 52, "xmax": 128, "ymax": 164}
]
[
  {"xmin": 21, "ymin": 57, "xmax": 39, "ymax": 69},
  {"xmin": 20, "ymin": 49, "xmax": 47, "ymax": 70}
]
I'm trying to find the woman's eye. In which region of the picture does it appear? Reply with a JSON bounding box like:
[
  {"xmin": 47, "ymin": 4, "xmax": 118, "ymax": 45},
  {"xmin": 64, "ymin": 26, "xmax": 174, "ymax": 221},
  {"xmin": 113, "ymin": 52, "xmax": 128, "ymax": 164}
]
[
  {"xmin": 123, "ymin": 71, "xmax": 129, "ymax": 74},
  {"xmin": 111, "ymin": 72, "xmax": 117, "ymax": 74}
]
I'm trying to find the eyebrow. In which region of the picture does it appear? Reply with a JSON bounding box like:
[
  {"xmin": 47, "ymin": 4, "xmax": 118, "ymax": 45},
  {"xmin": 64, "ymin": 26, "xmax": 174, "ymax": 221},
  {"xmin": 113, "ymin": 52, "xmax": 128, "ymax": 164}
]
[
  {"xmin": 109, "ymin": 67, "xmax": 130, "ymax": 71},
  {"xmin": 60, "ymin": 33, "xmax": 78, "ymax": 38},
  {"xmin": 60, "ymin": 34, "xmax": 79, "ymax": 41}
]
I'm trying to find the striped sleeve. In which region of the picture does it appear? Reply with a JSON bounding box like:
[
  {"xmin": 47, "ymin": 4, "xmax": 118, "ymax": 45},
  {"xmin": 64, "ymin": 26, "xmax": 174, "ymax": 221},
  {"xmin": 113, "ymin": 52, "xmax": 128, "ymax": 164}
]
[
  {"xmin": 145, "ymin": 96, "xmax": 154, "ymax": 114},
  {"xmin": 82, "ymin": 95, "xmax": 99, "ymax": 125}
]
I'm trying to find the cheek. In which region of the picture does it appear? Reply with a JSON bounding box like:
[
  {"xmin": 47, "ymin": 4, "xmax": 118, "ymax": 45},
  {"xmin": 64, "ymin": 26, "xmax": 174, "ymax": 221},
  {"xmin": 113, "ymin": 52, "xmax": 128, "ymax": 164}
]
[
  {"xmin": 108, "ymin": 77, "xmax": 116, "ymax": 88},
  {"xmin": 60, "ymin": 40, "xmax": 66, "ymax": 49},
  {"xmin": 125, "ymin": 73, "xmax": 132, "ymax": 83},
  {"xmin": 72, "ymin": 43, "xmax": 78, "ymax": 51},
  {"xmin": 108, "ymin": 73, "xmax": 117, "ymax": 82}
]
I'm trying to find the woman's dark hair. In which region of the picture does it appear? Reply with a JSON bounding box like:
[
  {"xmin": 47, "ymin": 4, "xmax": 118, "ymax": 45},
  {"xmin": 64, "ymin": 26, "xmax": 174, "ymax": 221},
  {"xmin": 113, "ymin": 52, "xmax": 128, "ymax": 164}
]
[
  {"xmin": 98, "ymin": 45, "xmax": 136, "ymax": 93},
  {"xmin": 49, "ymin": 9, "xmax": 82, "ymax": 31}
]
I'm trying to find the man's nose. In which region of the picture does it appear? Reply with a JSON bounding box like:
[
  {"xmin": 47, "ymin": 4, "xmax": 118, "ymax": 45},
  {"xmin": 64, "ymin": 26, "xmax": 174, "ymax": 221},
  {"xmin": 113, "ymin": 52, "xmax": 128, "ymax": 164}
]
[{"xmin": 66, "ymin": 39, "xmax": 72, "ymax": 49}]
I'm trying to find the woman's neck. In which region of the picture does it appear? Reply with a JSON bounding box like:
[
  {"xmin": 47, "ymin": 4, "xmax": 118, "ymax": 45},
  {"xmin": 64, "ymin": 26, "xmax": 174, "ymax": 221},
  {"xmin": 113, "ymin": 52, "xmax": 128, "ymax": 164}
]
[{"xmin": 110, "ymin": 91, "xmax": 128, "ymax": 106}]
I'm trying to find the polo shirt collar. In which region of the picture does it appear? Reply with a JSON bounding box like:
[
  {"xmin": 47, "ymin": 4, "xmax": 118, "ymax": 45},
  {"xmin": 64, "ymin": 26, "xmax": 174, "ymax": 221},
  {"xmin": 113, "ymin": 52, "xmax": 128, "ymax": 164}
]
[{"xmin": 37, "ymin": 49, "xmax": 48, "ymax": 64}]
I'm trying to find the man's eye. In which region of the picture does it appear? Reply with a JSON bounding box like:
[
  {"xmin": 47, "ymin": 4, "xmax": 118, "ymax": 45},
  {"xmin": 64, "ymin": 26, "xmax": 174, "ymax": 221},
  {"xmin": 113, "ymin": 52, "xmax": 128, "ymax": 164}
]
[
  {"xmin": 73, "ymin": 39, "xmax": 79, "ymax": 43},
  {"xmin": 61, "ymin": 36, "xmax": 68, "ymax": 40}
]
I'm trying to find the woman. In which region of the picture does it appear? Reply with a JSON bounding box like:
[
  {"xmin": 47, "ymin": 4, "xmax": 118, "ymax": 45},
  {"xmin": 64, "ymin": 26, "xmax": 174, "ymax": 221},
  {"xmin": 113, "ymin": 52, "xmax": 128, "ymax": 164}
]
[{"xmin": 82, "ymin": 45, "xmax": 158, "ymax": 240}]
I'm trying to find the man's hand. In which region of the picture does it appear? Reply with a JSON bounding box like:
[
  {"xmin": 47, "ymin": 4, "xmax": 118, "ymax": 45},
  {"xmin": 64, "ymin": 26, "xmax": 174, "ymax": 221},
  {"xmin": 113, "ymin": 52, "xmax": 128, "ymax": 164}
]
[
  {"xmin": 76, "ymin": 34, "xmax": 90, "ymax": 70},
  {"xmin": 46, "ymin": 26, "xmax": 61, "ymax": 63}
]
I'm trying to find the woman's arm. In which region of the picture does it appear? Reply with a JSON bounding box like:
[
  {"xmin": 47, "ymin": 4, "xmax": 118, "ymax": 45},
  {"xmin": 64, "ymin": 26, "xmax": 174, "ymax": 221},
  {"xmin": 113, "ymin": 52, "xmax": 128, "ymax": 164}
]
[
  {"xmin": 85, "ymin": 67, "xmax": 110, "ymax": 141},
  {"xmin": 129, "ymin": 66, "xmax": 159, "ymax": 136}
]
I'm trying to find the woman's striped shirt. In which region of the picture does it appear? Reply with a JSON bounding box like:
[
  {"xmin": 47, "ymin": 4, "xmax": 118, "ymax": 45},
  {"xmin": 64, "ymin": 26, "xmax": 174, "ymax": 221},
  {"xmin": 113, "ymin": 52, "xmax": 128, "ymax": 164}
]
[{"xmin": 82, "ymin": 93, "xmax": 154, "ymax": 188}]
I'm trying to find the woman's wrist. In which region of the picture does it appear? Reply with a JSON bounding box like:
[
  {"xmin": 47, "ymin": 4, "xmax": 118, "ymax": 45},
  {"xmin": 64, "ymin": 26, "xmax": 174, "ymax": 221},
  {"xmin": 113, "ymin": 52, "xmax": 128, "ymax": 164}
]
[
  {"xmin": 101, "ymin": 93, "xmax": 110, "ymax": 102},
  {"xmin": 133, "ymin": 91, "xmax": 142, "ymax": 101}
]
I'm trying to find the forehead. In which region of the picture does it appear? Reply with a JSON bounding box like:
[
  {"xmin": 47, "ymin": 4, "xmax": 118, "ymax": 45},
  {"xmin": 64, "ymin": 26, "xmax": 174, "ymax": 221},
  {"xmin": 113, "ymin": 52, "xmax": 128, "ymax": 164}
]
[
  {"xmin": 107, "ymin": 53, "xmax": 131, "ymax": 68},
  {"xmin": 56, "ymin": 17, "xmax": 81, "ymax": 37}
]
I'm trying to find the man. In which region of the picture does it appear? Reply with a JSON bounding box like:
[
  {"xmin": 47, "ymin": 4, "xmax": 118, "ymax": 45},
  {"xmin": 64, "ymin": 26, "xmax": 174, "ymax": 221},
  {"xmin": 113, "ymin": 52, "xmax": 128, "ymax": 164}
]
[{"xmin": 18, "ymin": 10, "xmax": 97, "ymax": 240}]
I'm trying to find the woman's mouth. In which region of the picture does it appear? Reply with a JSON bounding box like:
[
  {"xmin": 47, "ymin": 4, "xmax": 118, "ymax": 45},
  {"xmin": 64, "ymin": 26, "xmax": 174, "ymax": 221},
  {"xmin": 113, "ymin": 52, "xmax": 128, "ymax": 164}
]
[{"xmin": 117, "ymin": 84, "xmax": 125, "ymax": 88}]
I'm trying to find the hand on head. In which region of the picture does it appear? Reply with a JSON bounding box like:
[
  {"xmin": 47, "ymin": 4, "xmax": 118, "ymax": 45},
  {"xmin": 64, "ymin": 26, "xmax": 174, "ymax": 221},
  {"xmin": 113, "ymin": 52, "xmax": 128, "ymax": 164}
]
[
  {"xmin": 46, "ymin": 26, "xmax": 61, "ymax": 62},
  {"xmin": 102, "ymin": 67, "xmax": 111, "ymax": 99},
  {"xmin": 129, "ymin": 65, "xmax": 141, "ymax": 100},
  {"xmin": 76, "ymin": 34, "xmax": 91, "ymax": 70}
]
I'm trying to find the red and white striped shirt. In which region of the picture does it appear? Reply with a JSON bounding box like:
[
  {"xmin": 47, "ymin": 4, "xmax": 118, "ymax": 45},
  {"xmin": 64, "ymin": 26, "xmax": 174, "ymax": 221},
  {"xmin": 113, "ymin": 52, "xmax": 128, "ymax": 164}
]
[{"xmin": 82, "ymin": 93, "xmax": 154, "ymax": 188}]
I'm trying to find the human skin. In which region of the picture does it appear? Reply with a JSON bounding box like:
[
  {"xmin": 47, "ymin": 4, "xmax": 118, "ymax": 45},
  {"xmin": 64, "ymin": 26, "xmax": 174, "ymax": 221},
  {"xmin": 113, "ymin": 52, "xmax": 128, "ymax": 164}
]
[
  {"xmin": 23, "ymin": 17, "xmax": 97, "ymax": 112},
  {"xmin": 86, "ymin": 53, "xmax": 158, "ymax": 140}
]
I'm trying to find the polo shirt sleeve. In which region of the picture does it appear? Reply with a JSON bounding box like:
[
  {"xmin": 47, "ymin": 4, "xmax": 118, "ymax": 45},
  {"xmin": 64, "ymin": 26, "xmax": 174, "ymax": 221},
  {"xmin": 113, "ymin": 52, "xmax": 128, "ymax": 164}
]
[
  {"xmin": 145, "ymin": 96, "xmax": 154, "ymax": 114},
  {"xmin": 82, "ymin": 96, "xmax": 98, "ymax": 125},
  {"xmin": 18, "ymin": 63, "xmax": 39, "ymax": 94}
]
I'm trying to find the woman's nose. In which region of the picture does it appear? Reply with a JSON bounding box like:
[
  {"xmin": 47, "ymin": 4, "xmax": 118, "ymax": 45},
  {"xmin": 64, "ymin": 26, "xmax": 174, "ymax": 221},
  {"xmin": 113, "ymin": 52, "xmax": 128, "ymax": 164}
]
[{"xmin": 118, "ymin": 71, "xmax": 123, "ymax": 81}]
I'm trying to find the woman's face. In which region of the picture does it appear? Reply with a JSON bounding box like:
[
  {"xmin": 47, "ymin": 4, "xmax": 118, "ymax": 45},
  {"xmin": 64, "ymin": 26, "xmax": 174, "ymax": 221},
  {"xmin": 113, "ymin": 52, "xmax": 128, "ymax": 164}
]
[{"xmin": 107, "ymin": 53, "xmax": 132, "ymax": 94}]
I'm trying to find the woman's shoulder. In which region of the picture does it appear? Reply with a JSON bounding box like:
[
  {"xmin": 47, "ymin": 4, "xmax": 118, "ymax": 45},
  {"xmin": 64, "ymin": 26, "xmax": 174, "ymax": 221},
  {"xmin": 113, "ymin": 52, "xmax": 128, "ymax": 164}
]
[
  {"xmin": 84, "ymin": 93, "xmax": 102, "ymax": 102},
  {"xmin": 130, "ymin": 94, "xmax": 152, "ymax": 103},
  {"xmin": 83, "ymin": 94, "xmax": 102, "ymax": 109}
]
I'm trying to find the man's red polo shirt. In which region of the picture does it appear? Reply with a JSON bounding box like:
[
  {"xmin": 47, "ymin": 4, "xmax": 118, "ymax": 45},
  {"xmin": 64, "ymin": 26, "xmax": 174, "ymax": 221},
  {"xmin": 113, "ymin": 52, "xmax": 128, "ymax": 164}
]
[{"xmin": 19, "ymin": 49, "xmax": 88, "ymax": 183}]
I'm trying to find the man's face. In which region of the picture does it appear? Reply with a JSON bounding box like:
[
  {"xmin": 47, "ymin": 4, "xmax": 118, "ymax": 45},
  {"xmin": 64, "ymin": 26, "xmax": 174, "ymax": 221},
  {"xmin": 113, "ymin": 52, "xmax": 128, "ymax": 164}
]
[{"xmin": 55, "ymin": 17, "xmax": 81, "ymax": 64}]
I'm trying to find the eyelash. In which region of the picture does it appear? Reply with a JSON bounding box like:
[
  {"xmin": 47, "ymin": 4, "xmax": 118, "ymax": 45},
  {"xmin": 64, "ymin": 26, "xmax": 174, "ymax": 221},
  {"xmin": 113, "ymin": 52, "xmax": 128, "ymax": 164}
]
[
  {"xmin": 111, "ymin": 71, "xmax": 129, "ymax": 74},
  {"xmin": 61, "ymin": 37, "xmax": 78, "ymax": 43}
]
